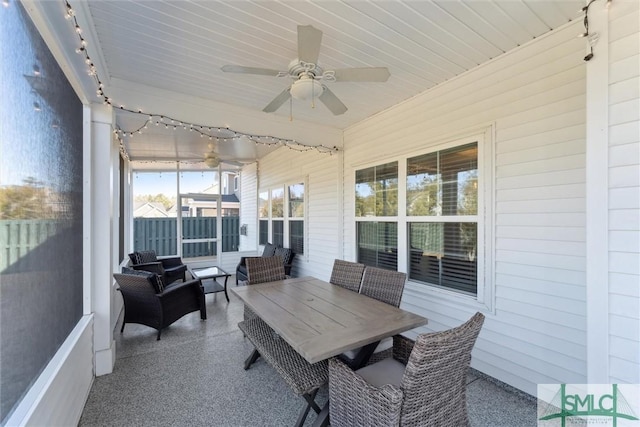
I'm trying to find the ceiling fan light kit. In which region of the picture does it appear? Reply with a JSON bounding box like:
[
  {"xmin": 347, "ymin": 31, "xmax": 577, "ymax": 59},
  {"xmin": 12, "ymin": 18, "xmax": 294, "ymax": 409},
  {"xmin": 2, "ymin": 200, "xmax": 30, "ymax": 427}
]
[
  {"xmin": 221, "ymin": 24, "xmax": 390, "ymax": 116},
  {"xmin": 203, "ymin": 151, "xmax": 219, "ymax": 168},
  {"xmin": 289, "ymin": 76, "xmax": 323, "ymax": 101}
]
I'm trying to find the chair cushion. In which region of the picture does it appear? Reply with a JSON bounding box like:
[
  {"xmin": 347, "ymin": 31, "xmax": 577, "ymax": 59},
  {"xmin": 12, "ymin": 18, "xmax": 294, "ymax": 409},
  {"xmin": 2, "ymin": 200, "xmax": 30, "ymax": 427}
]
[
  {"xmin": 128, "ymin": 253, "xmax": 139, "ymax": 264},
  {"xmin": 122, "ymin": 267, "xmax": 164, "ymax": 293},
  {"xmin": 137, "ymin": 250, "xmax": 158, "ymax": 263},
  {"xmin": 262, "ymin": 242, "xmax": 277, "ymax": 257},
  {"xmin": 356, "ymin": 357, "xmax": 405, "ymax": 388},
  {"xmin": 342, "ymin": 337, "xmax": 393, "ymax": 360},
  {"xmin": 274, "ymin": 247, "xmax": 293, "ymax": 265}
]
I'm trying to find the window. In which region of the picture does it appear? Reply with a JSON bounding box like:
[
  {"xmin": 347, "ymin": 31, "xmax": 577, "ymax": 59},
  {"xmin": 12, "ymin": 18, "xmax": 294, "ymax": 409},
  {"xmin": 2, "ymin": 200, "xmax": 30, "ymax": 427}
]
[
  {"xmin": 1, "ymin": 3, "xmax": 83, "ymax": 421},
  {"xmin": 357, "ymin": 222, "xmax": 398, "ymax": 270},
  {"xmin": 356, "ymin": 162, "xmax": 398, "ymax": 217},
  {"xmin": 270, "ymin": 188, "xmax": 284, "ymax": 247},
  {"xmin": 288, "ymin": 183, "xmax": 304, "ymax": 255},
  {"xmin": 258, "ymin": 181, "xmax": 305, "ymax": 255},
  {"xmin": 355, "ymin": 139, "xmax": 483, "ymax": 297},
  {"xmin": 355, "ymin": 162, "xmax": 398, "ymax": 269},
  {"xmin": 407, "ymin": 143, "xmax": 478, "ymax": 294},
  {"xmin": 258, "ymin": 191, "xmax": 268, "ymax": 245}
]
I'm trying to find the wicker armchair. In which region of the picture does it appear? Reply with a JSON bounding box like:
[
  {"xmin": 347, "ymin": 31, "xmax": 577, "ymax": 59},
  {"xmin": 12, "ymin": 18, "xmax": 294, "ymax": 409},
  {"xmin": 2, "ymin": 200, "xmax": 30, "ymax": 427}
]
[
  {"xmin": 339, "ymin": 267, "xmax": 407, "ymax": 369},
  {"xmin": 329, "ymin": 259, "xmax": 366, "ymax": 292},
  {"xmin": 328, "ymin": 312, "xmax": 485, "ymax": 427},
  {"xmin": 114, "ymin": 271, "xmax": 206, "ymax": 340},
  {"xmin": 128, "ymin": 250, "xmax": 187, "ymax": 285}
]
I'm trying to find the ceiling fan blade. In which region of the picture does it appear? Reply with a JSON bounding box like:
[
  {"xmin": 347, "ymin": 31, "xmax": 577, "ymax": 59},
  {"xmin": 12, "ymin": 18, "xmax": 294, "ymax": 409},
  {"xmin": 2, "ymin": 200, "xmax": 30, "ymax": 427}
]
[
  {"xmin": 318, "ymin": 86, "xmax": 347, "ymax": 115},
  {"xmin": 332, "ymin": 67, "xmax": 391, "ymax": 82},
  {"xmin": 221, "ymin": 65, "xmax": 281, "ymax": 77},
  {"xmin": 297, "ymin": 25, "xmax": 323, "ymax": 64},
  {"xmin": 263, "ymin": 88, "xmax": 292, "ymax": 113}
]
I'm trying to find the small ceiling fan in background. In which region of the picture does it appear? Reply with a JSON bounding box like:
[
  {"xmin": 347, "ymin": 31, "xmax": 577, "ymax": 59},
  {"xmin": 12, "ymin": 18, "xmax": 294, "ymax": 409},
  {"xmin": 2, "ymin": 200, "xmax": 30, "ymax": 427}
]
[
  {"xmin": 199, "ymin": 142, "xmax": 247, "ymax": 168},
  {"xmin": 221, "ymin": 25, "xmax": 391, "ymax": 116}
]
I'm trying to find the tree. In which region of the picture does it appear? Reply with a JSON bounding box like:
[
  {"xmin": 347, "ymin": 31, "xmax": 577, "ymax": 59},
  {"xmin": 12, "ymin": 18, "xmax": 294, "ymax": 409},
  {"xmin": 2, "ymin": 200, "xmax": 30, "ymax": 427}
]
[{"xmin": 0, "ymin": 177, "xmax": 55, "ymax": 219}]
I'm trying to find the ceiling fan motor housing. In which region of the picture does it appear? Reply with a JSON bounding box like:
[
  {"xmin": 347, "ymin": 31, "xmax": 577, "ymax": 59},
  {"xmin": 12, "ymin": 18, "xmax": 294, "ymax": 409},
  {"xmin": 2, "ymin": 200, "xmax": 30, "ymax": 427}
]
[{"xmin": 288, "ymin": 59, "xmax": 323, "ymax": 79}]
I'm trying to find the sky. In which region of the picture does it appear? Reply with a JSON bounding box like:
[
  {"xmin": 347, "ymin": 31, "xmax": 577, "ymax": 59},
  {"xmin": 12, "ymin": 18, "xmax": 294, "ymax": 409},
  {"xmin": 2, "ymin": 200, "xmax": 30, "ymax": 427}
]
[{"xmin": 133, "ymin": 170, "xmax": 218, "ymax": 197}]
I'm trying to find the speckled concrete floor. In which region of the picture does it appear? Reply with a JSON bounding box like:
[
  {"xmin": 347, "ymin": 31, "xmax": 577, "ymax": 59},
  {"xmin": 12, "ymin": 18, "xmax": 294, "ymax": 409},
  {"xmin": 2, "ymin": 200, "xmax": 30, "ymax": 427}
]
[{"xmin": 79, "ymin": 285, "xmax": 537, "ymax": 427}]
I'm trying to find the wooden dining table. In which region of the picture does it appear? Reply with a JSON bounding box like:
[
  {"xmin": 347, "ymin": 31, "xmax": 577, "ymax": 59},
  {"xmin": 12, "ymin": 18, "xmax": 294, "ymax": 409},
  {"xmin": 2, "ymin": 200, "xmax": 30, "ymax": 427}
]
[
  {"xmin": 232, "ymin": 275, "xmax": 428, "ymax": 427},
  {"xmin": 231, "ymin": 275, "xmax": 428, "ymax": 364}
]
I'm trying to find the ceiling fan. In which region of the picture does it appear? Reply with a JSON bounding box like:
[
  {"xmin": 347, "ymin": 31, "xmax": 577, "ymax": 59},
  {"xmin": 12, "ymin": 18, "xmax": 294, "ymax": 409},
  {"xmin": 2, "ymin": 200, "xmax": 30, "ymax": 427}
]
[
  {"xmin": 202, "ymin": 143, "xmax": 251, "ymax": 169},
  {"xmin": 221, "ymin": 25, "xmax": 390, "ymax": 116}
]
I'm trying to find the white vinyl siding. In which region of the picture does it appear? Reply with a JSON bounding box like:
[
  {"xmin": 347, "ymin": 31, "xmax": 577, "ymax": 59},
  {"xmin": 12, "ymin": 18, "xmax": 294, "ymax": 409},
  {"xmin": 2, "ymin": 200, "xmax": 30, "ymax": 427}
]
[
  {"xmin": 344, "ymin": 21, "xmax": 587, "ymax": 396},
  {"xmin": 239, "ymin": 163, "xmax": 258, "ymax": 252},
  {"xmin": 250, "ymin": 11, "xmax": 640, "ymax": 396},
  {"xmin": 608, "ymin": 0, "xmax": 640, "ymax": 385},
  {"xmin": 257, "ymin": 148, "xmax": 342, "ymax": 279}
]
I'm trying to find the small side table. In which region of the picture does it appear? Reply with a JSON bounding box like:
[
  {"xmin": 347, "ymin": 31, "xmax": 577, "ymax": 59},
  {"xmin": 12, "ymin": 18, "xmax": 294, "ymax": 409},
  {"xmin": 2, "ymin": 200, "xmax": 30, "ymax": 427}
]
[{"xmin": 190, "ymin": 266, "xmax": 231, "ymax": 302}]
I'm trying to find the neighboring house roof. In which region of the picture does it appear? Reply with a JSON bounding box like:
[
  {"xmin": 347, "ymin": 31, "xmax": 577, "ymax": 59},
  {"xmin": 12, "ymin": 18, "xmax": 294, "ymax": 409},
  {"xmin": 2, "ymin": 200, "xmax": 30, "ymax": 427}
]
[
  {"xmin": 186, "ymin": 194, "xmax": 239, "ymax": 203},
  {"xmin": 133, "ymin": 202, "xmax": 169, "ymax": 218},
  {"xmin": 222, "ymin": 194, "xmax": 239, "ymax": 203}
]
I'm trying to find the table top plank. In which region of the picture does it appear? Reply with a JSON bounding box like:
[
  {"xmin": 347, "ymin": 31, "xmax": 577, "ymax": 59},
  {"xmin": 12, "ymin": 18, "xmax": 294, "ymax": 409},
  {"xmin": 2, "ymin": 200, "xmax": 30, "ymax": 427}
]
[
  {"xmin": 257, "ymin": 286, "xmax": 345, "ymax": 334},
  {"xmin": 231, "ymin": 276, "xmax": 428, "ymax": 364},
  {"xmin": 262, "ymin": 281, "xmax": 366, "ymax": 327},
  {"xmin": 238, "ymin": 287, "xmax": 320, "ymax": 344},
  {"xmin": 277, "ymin": 277, "xmax": 407, "ymax": 319}
]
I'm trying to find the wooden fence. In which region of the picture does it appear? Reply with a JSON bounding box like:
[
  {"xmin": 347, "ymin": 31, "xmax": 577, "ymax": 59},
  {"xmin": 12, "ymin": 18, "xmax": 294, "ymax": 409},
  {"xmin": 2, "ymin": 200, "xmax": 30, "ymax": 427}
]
[
  {"xmin": 134, "ymin": 217, "xmax": 240, "ymax": 257},
  {"xmin": 1, "ymin": 220, "xmax": 59, "ymax": 271},
  {"xmin": 1, "ymin": 217, "xmax": 240, "ymax": 271}
]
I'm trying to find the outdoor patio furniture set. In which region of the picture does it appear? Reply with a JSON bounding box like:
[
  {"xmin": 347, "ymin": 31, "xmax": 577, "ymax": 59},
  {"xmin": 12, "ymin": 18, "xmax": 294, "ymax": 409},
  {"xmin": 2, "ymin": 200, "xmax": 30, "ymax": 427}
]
[
  {"xmin": 234, "ymin": 259, "xmax": 485, "ymax": 427},
  {"xmin": 112, "ymin": 251, "xmax": 485, "ymax": 425}
]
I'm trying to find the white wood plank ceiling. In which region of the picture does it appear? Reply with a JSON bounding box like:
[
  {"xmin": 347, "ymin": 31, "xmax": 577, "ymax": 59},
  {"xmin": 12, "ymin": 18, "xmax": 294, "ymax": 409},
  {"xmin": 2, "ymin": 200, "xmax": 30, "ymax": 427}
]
[{"xmin": 77, "ymin": 0, "xmax": 583, "ymax": 164}]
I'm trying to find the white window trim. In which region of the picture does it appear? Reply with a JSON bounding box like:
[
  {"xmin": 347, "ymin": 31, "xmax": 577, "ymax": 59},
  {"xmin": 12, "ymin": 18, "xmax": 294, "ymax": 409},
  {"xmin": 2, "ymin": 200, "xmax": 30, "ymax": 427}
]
[
  {"xmin": 258, "ymin": 177, "xmax": 308, "ymax": 258},
  {"xmin": 352, "ymin": 125, "xmax": 495, "ymax": 312}
]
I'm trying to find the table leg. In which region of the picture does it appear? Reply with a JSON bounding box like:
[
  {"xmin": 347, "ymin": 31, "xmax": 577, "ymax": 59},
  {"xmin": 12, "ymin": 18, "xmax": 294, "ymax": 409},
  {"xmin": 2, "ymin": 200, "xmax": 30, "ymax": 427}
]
[
  {"xmin": 311, "ymin": 403, "xmax": 330, "ymax": 427},
  {"xmin": 244, "ymin": 348, "xmax": 260, "ymax": 370},
  {"xmin": 223, "ymin": 275, "xmax": 230, "ymax": 302}
]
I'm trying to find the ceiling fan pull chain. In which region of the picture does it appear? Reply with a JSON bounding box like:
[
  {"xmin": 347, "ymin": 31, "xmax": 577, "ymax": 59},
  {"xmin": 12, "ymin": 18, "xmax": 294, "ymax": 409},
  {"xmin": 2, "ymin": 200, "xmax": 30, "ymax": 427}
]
[{"xmin": 289, "ymin": 95, "xmax": 293, "ymax": 122}]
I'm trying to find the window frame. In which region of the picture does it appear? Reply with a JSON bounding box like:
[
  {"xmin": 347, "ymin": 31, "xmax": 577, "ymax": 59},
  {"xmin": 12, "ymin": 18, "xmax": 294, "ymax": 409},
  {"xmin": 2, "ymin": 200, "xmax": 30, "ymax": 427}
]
[
  {"xmin": 258, "ymin": 177, "xmax": 307, "ymax": 258},
  {"xmin": 288, "ymin": 182, "xmax": 305, "ymax": 256},
  {"xmin": 352, "ymin": 128, "xmax": 493, "ymax": 311}
]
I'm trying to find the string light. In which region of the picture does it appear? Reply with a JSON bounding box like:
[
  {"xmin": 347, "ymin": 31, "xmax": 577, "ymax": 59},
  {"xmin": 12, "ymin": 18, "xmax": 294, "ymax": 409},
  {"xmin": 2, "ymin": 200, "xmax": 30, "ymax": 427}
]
[
  {"xmin": 578, "ymin": 0, "xmax": 612, "ymax": 62},
  {"xmin": 61, "ymin": 0, "xmax": 338, "ymax": 160}
]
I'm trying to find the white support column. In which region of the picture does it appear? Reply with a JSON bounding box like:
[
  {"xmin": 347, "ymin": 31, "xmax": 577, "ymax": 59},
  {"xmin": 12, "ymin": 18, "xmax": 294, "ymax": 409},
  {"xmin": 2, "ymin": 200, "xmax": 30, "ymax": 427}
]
[
  {"xmin": 585, "ymin": 0, "xmax": 609, "ymax": 384},
  {"xmin": 90, "ymin": 103, "xmax": 117, "ymax": 376}
]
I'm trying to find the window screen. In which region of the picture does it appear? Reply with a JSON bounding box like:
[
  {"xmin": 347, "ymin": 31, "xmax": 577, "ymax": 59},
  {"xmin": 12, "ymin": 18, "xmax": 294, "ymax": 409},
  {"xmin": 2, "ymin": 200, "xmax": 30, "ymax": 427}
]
[{"xmin": 1, "ymin": 3, "xmax": 83, "ymax": 421}]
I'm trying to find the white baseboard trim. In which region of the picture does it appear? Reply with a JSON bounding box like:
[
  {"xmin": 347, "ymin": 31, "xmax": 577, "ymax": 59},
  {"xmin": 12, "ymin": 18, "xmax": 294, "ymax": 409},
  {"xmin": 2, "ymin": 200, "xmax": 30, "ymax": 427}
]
[
  {"xmin": 95, "ymin": 341, "xmax": 116, "ymax": 376},
  {"xmin": 5, "ymin": 315, "xmax": 94, "ymax": 427}
]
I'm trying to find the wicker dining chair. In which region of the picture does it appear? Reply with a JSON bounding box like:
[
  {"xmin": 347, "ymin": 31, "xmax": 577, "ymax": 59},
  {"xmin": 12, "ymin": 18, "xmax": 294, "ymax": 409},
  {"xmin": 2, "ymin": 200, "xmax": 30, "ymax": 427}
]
[
  {"xmin": 241, "ymin": 256, "xmax": 287, "ymax": 369},
  {"xmin": 328, "ymin": 312, "xmax": 485, "ymax": 427},
  {"xmin": 339, "ymin": 267, "xmax": 407, "ymax": 369},
  {"xmin": 329, "ymin": 259, "xmax": 366, "ymax": 292},
  {"xmin": 243, "ymin": 256, "xmax": 286, "ymax": 321}
]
